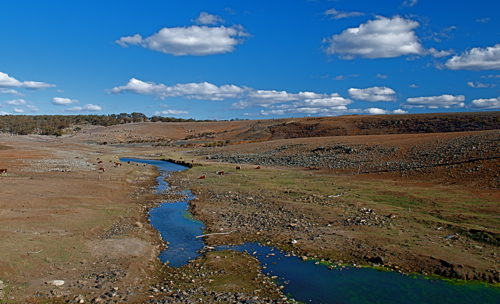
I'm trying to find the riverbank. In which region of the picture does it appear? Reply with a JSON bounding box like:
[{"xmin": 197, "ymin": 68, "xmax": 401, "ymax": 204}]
[
  {"xmin": 0, "ymin": 136, "xmax": 178, "ymax": 303},
  {"xmin": 162, "ymin": 152, "xmax": 500, "ymax": 286}
]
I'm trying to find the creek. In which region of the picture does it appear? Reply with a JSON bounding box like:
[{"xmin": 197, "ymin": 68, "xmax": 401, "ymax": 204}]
[{"xmin": 122, "ymin": 158, "xmax": 500, "ymax": 304}]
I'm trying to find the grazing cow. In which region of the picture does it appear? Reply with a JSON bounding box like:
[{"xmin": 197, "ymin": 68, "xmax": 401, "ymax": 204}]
[
  {"xmin": 97, "ymin": 161, "xmax": 103, "ymax": 164},
  {"xmin": 180, "ymin": 157, "xmax": 182, "ymax": 159},
  {"xmin": 127, "ymin": 161, "xmax": 131, "ymax": 164},
  {"xmin": 109, "ymin": 160, "xmax": 112, "ymax": 163},
  {"xmin": 236, "ymin": 166, "xmax": 241, "ymax": 170},
  {"xmin": 96, "ymin": 158, "xmax": 100, "ymax": 160},
  {"xmin": 199, "ymin": 175, "xmax": 206, "ymax": 179},
  {"xmin": 256, "ymin": 166, "xmax": 261, "ymax": 169},
  {"xmin": 99, "ymin": 167, "xmax": 106, "ymax": 172},
  {"xmin": 0, "ymin": 169, "xmax": 7, "ymax": 173},
  {"xmin": 217, "ymin": 171, "xmax": 225, "ymax": 175}
]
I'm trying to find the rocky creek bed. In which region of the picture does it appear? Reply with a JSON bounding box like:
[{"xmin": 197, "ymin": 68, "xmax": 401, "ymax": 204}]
[{"xmin": 125, "ymin": 158, "xmax": 500, "ymax": 303}]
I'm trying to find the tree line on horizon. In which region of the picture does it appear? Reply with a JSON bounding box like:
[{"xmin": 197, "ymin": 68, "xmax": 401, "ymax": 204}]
[{"xmin": 0, "ymin": 113, "xmax": 244, "ymax": 136}]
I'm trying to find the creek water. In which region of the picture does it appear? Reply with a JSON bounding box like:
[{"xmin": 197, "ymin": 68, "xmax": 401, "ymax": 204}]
[
  {"xmin": 120, "ymin": 158, "xmax": 206, "ymax": 267},
  {"xmin": 122, "ymin": 158, "xmax": 500, "ymax": 304}
]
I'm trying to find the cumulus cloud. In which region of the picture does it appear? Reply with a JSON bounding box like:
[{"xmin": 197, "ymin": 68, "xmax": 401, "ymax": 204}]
[
  {"xmin": 154, "ymin": 110, "xmax": 189, "ymax": 115},
  {"xmin": 364, "ymin": 108, "xmax": 407, "ymax": 115},
  {"xmin": 1, "ymin": 89, "xmax": 24, "ymax": 96},
  {"xmin": 23, "ymin": 81, "xmax": 56, "ymax": 90},
  {"xmin": 428, "ymin": 47, "xmax": 453, "ymax": 58},
  {"xmin": 0, "ymin": 111, "xmax": 9, "ymax": 115},
  {"xmin": 364, "ymin": 107, "xmax": 389, "ymax": 115},
  {"xmin": 64, "ymin": 104, "xmax": 102, "ymax": 112},
  {"xmin": 324, "ymin": 8, "xmax": 364, "ymax": 19},
  {"xmin": 348, "ymin": 86, "xmax": 396, "ymax": 102},
  {"xmin": 393, "ymin": 109, "xmax": 408, "ymax": 114},
  {"xmin": 409, "ymin": 84, "xmax": 419, "ymax": 88},
  {"xmin": 232, "ymin": 90, "xmax": 352, "ymax": 111},
  {"xmin": 111, "ymin": 78, "xmax": 358, "ymax": 117},
  {"xmin": 3, "ymin": 99, "xmax": 27, "ymax": 106},
  {"xmin": 52, "ymin": 97, "xmax": 79, "ymax": 105},
  {"xmin": 445, "ymin": 44, "xmax": 500, "ymax": 71},
  {"xmin": 470, "ymin": 97, "xmax": 500, "ymax": 109},
  {"xmin": 192, "ymin": 12, "xmax": 224, "ymax": 25},
  {"xmin": 0, "ymin": 72, "xmax": 55, "ymax": 90},
  {"xmin": 404, "ymin": 94, "xmax": 465, "ymax": 109},
  {"xmin": 110, "ymin": 78, "xmax": 246, "ymax": 101},
  {"xmin": 323, "ymin": 16, "xmax": 425, "ymax": 59},
  {"xmin": 116, "ymin": 24, "xmax": 249, "ymax": 56},
  {"xmin": 376, "ymin": 74, "xmax": 388, "ymax": 79},
  {"xmin": 467, "ymin": 81, "xmax": 496, "ymax": 88},
  {"xmin": 13, "ymin": 108, "xmax": 24, "ymax": 113}
]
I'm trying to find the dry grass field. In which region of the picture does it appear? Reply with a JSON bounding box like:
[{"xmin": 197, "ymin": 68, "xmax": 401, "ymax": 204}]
[{"xmin": 0, "ymin": 113, "xmax": 499, "ymax": 302}]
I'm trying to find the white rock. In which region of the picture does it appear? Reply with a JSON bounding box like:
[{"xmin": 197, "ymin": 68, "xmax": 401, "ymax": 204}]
[{"xmin": 47, "ymin": 280, "xmax": 65, "ymax": 286}]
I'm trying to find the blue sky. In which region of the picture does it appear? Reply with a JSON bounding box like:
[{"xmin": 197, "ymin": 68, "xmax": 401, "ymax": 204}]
[{"xmin": 1, "ymin": 0, "xmax": 500, "ymax": 119}]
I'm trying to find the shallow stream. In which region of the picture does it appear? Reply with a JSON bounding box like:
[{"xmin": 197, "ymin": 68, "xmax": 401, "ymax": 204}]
[{"xmin": 123, "ymin": 158, "xmax": 500, "ymax": 304}]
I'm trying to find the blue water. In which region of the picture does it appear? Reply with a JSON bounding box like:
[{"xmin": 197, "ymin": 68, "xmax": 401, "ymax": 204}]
[
  {"xmin": 218, "ymin": 243, "xmax": 500, "ymax": 304},
  {"xmin": 122, "ymin": 158, "xmax": 500, "ymax": 303},
  {"xmin": 120, "ymin": 158, "xmax": 206, "ymax": 267}
]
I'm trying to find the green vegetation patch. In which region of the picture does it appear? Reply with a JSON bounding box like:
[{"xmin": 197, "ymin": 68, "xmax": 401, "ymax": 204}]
[{"xmin": 460, "ymin": 229, "xmax": 500, "ymax": 247}]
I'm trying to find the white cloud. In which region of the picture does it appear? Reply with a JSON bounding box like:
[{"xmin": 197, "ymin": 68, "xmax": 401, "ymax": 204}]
[
  {"xmin": 480, "ymin": 74, "xmax": 500, "ymax": 79},
  {"xmin": 364, "ymin": 108, "xmax": 406, "ymax": 115},
  {"xmin": 323, "ymin": 16, "xmax": 425, "ymax": 59},
  {"xmin": 467, "ymin": 81, "xmax": 496, "ymax": 88},
  {"xmin": 365, "ymin": 107, "xmax": 389, "ymax": 115},
  {"xmin": 402, "ymin": 0, "xmax": 417, "ymax": 7},
  {"xmin": 0, "ymin": 72, "xmax": 23, "ymax": 88},
  {"xmin": 260, "ymin": 105, "xmax": 350, "ymax": 116},
  {"xmin": 409, "ymin": 84, "xmax": 419, "ymax": 88},
  {"xmin": 154, "ymin": 110, "xmax": 189, "ymax": 115},
  {"xmin": 64, "ymin": 104, "xmax": 102, "ymax": 112},
  {"xmin": 110, "ymin": 78, "xmax": 246, "ymax": 101},
  {"xmin": 376, "ymin": 74, "xmax": 388, "ymax": 79},
  {"xmin": 324, "ymin": 8, "xmax": 364, "ymax": 20},
  {"xmin": 0, "ymin": 72, "xmax": 55, "ymax": 90},
  {"xmin": 348, "ymin": 86, "xmax": 396, "ymax": 102},
  {"xmin": 0, "ymin": 111, "xmax": 10, "ymax": 115},
  {"xmin": 23, "ymin": 81, "xmax": 56, "ymax": 90},
  {"xmin": 431, "ymin": 26, "xmax": 456, "ymax": 43},
  {"xmin": 192, "ymin": 12, "xmax": 224, "ymax": 25},
  {"xmin": 477, "ymin": 18, "xmax": 490, "ymax": 23},
  {"xmin": 3, "ymin": 99, "xmax": 27, "ymax": 106},
  {"xmin": 116, "ymin": 25, "xmax": 249, "ymax": 56},
  {"xmin": 232, "ymin": 90, "xmax": 352, "ymax": 111},
  {"xmin": 26, "ymin": 105, "xmax": 39, "ymax": 112},
  {"xmin": 428, "ymin": 47, "xmax": 453, "ymax": 58},
  {"xmin": 404, "ymin": 94, "xmax": 465, "ymax": 109},
  {"xmin": 13, "ymin": 108, "xmax": 24, "ymax": 113},
  {"xmin": 393, "ymin": 109, "xmax": 408, "ymax": 114},
  {"xmin": 52, "ymin": 97, "xmax": 79, "ymax": 105},
  {"xmin": 445, "ymin": 44, "xmax": 500, "ymax": 71},
  {"xmin": 470, "ymin": 97, "xmax": 500, "ymax": 109},
  {"xmin": 334, "ymin": 75, "xmax": 345, "ymax": 81},
  {"xmin": 1, "ymin": 89, "xmax": 24, "ymax": 96}
]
